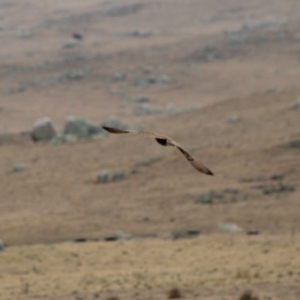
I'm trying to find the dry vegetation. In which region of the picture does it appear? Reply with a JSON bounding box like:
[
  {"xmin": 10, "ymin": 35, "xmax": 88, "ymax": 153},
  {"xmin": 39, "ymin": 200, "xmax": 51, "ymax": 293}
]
[{"xmin": 0, "ymin": 0, "xmax": 300, "ymax": 299}]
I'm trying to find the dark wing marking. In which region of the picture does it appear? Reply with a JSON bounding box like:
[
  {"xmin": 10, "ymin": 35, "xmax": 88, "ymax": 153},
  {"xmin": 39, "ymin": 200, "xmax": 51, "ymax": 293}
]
[{"xmin": 155, "ymin": 138, "xmax": 168, "ymax": 146}]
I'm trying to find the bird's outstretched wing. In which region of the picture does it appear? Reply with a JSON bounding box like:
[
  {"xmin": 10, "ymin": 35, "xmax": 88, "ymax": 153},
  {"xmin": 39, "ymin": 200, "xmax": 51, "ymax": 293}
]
[{"xmin": 102, "ymin": 126, "xmax": 214, "ymax": 176}]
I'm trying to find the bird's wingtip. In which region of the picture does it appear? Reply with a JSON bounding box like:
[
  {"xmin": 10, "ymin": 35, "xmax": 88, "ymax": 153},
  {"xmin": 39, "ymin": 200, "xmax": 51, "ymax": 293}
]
[{"xmin": 206, "ymin": 169, "xmax": 214, "ymax": 176}]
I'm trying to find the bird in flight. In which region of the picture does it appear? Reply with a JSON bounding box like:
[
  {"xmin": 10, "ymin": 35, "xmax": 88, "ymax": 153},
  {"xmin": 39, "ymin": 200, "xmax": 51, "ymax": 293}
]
[{"xmin": 102, "ymin": 126, "xmax": 214, "ymax": 176}]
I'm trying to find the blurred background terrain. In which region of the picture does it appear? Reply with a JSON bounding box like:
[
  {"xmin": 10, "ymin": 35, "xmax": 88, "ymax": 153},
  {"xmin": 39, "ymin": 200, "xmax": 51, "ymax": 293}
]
[{"xmin": 0, "ymin": 0, "xmax": 300, "ymax": 299}]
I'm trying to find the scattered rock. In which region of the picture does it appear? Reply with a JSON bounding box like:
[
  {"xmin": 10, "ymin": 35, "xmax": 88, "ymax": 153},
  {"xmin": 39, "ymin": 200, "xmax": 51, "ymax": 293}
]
[
  {"xmin": 63, "ymin": 116, "xmax": 106, "ymax": 139},
  {"xmin": 226, "ymin": 116, "xmax": 241, "ymax": 124},
  {"xmin": 217, "ymin": 223, "xmax": 243, "ymax": 233},
  {"xmin": 72, "ymin": 33, "xmax": 83, "ymax": 40},
  {"xmin": 0, "ymin": 1, "xmax": 14, "ymax": 8},
  {"xmin": 247, "ymin": 230, "xmax": 260, "ymax": 235},
  {"xmin": 270, "ymin": 172, "xmax": 284, "ymax": 180},
  {"xmin": 104, "ymin": 231, "xmax": 131, "ymax": 241},
  {"xmin": 289, "ymin": 140, "xmax": 300, "ymax": 148},
  {"xmin": 31, "ymin": 117, "xmax": 56, "ymax": 142},
  {"xmin": 194, "ymin": 190, "xmax": 214, "ymax": 204},
  {"xmin": 111, "ymin": 72, "xmax": 126, "ymax": 82},
  {"xmin": 11, "ymin": 163, "xmax": 26, "ymax": 173},
  {"xmin": 63, "ymin": 69, "xmax": 87, "ymax": 80},
  {"xmin": 133, "ymin": 103, "xmax": 163, "ymax": 116},
  {"xmin": 148, "ymin": 74, "xmax": 170, "ymax": 84},
  {"xmin": 132, "ymin": 75, "xmax": 147, "ymax": 87},
  {"xmin": 0, "ymin": 239, "xmax": 4, "ymax": 250},
  {"xmin": 240, "ymin": 177, "xmax": 265, "ymax": 183},
  {"xmin": 97, "ymin": 170, "xmax": 125, "ymax": 184},
  {"xmin": 134, "ymin": 97, "xmax": 150, "ymax": 103},
  {"xmin": 50, "ymin": 133, "xmax": 67, "ymax": 146},
  {"xmin": 194, "ymin": 188, "xmax": 242, "ymax": 204},
  {"xmin": 289, "ymin": 98, "xmax": 300, "ymax": 110},
  {"xmin": 102, "ymin": 116, "xmax": 128, "ymax": 130},
  {"xmin": 127, "ymin": 29, "xmax": 153, "ymax": 38},
  {"xmin": 103, "ymin": 3, "xmax": 144, "ymax": 17},
  {"xmin": 74, "ymin": 238, "xmax": 87, "ymax": 243},
  {"xmin": 53, "ymin": 6, "xmax": 67, "ymax": 14},
  {"xmin": 294, "ymin": 33, "xmax": 300, "ymax": 40},
  {"xmin": 62, "ymin": 37, "xmax": 79, "ymax": 49},
  {"xmin": 97, "ymin": 170, "xmax": 111, "ymax": 183},
  {"xmin": 111, "ymin": 172, "xmax": 125, "ymax": 182},
  {"xmin": 18, "ymin": 29, "xmax": 33, "ymax": 38},
  {"xmin": 261, "ymin": 182, "xmax": 295, "ymax": 194},
  {"xmin": 172, "ymin": 229, "xmax": 200, "ymax": 240},
  {"xmin": 143, "ymin": 66, "xmax": 153, "ymax": 74},
  {"xmin": 133, "ymin": 103, "xmax": 197, "ymax": 116}
]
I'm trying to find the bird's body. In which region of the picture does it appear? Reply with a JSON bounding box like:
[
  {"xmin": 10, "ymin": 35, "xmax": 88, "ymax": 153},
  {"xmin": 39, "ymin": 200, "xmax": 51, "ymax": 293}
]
[{"xmin": 102, "ymin": 126, "xmax": 214, "ymax": 176}]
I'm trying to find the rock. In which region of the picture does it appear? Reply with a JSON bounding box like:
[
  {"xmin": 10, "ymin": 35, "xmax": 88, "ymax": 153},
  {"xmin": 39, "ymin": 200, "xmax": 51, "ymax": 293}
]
[
  {"xmin": 102, "ymin": 116, "xmax": 128, "ymax": 130},
  {"xmin": 72, "ymin": 33, "xmax": 83, "ymax": 40},
  {"xmin": 97, "ymin": 169, "xmax": 112, "ymax": 183},
  {"xmin": 0, "ymin": 1, "xmax": 14, "ymax": 8},
  {"xmin": 172, "ymin": 229, "xmax": 200, "ymax": 240},
  {"xmin": 289, "ymin": 140, "xmax": 300, "ymax": 148},
  {"xmin": 247, "ymin": 230, "xmax": 260, "ymax": 235},
  {"xmin": 240, "ymin": 177, "xmax": 265, "ymax": 183},
  {"xmin": 156, "ymin": 74, "xmax": 170, "ymax": 84},
  {"xmin": 289, "ymin": 98, "xmax": 300, "ymax": 110},
  {"xmin": 279, "ymin": 183, "xmax": 295, "ymax": 192},
  {"xmin": 262, "ymin": 182, "xmax": 295, "ymax": 194},
  {"xmin": 31, "ymin": 117, "xmax": 56, "ymax": 142},
  {"xmin": 64, "ymin": 69, "xmax": 87, "ymax": 80},
  {"xmin": 194, "ymin": 188, "xmax": 243, "ymax": 204},
  {"xmin": 74, "ymin": 238, "xmax": 87, "ymax": 243},
  {"xmin": 62, "ymin": 37, "xmax": 79, "ymax": 49},
  {"xmin": 217, "ymin": 223, "xmax": 243, "ymax": 233},
  {"xmin": 132, "ymin": 75, "xmax": 147, "ymax": 87},
  {"xmin": 133, "ymin": 103, "xmax": 163, "ymax": 116},
  {"xmin": 11, "ymin": 164, "xmax": 26, "ymax": 173},
  {"xmin": 0, "ymin": 239, "xmax": 4, "ymax": 250},
  {"xmin": 18, "ymin": 29, "xmax": 33, "ymax": 38},
  {"xmin": 111, "ymin": 72, "xmax": 126, "ymax": 82},
  {"xmin": 64, "ymin": 134, "xmax": 78, "ymax": 142},
  {"xmin": 104, "ymin": 231, "xmax": 131, "ymax": 241},
  {"xmin": 194, "ymin": 190, "xmax": 214, "ymax": 204},
  {"xmin": 64, "ymin": 116, "xmax": 106, "ymax": 139},
  {"xmin": 135, "ymin": 97, "xmax": 150, "ymax": 103},
  {"xmin": 50, "ymin": 133, "xmax": 67, "ymax": 146},
  {"xmin": 112, "ymin": 172, "xmax": 125, "ymax": 182},
  {"xmin": 53, "ymin": 6, "xmax": 67, "ymax": 14},
  {"xmin": 294, "ymin": 33, "xmax": 300, "ymax": 40},
  {"xmin": 128, "ymin": 29, "xmax": 153, "ymax": 38},
  {"xmin": 270, "ymin": 172, "xmax": 284, "ymax": 180},
  {"xmin": 103, "ymin": 3, "xmax": 144, "ymax": 17},
  {"xmin": 97, "ymin": 170, "xmax": 125, "ymax": 184},
  {"xmin": 202, "ymin": 42, "xmax": 217, "ymax": 53},
  {"xmin": 226, "ymin": 116, "xmax": 241, "ymax": 124},
  {"xmin": 143, "ymin": 66, "xmax": 153, "ymax": 74}
]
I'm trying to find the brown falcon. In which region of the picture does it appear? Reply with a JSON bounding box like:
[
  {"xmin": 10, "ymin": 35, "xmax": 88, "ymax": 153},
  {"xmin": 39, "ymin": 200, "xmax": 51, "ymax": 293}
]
[{"xmin": 103, "ymin": 126, "xmax": 214, "ymax": 176}]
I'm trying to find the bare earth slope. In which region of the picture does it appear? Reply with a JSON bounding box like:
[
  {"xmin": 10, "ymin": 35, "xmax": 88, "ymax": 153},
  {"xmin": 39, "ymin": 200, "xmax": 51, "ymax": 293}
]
[{"xmin": 0, "ymin": 0, "xmax": 300, "ymax": 299}]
